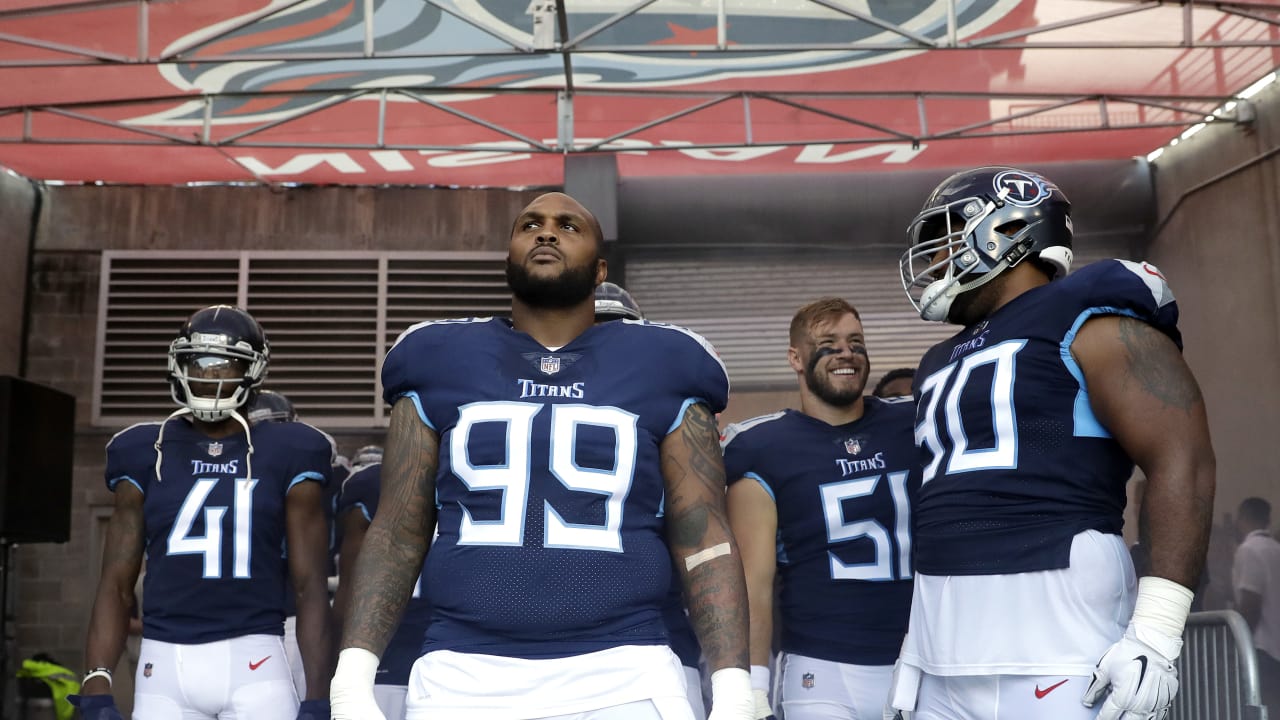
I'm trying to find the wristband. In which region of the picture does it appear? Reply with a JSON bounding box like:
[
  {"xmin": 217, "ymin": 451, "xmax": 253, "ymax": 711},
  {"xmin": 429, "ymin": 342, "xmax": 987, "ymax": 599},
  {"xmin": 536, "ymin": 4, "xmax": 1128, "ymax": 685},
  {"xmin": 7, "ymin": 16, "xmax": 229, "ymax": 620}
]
[
  {"xmin": 82, "ymin": 668, "xmax": 113, "ymax": 688},
  {"xmin": 750, "ymin": 665, "xmax": 770, "ymax": 691}
]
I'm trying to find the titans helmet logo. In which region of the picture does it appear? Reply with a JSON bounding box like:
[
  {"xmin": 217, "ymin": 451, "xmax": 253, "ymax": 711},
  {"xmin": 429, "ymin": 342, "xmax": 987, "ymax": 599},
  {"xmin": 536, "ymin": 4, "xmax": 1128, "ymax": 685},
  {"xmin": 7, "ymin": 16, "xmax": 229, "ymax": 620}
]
[{"xmin": 993, "ymin": 169, "xmax": 1049, "ymax": 207}]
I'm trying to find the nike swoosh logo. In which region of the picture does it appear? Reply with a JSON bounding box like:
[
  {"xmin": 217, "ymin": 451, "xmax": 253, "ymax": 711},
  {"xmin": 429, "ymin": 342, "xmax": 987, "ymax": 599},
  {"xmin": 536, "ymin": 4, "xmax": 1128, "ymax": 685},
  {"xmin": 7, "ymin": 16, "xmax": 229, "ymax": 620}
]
[
  {"xmin": 1134, "ymin": 655, "xmax": 1148, "ymax": 685},
  {"xmin": 249, "ymin": 656, "xmax": 271, "ymax": 671},
  {"xmin": 1034, "ymin": 679, "xmax": 1069, "ymax": 699}
]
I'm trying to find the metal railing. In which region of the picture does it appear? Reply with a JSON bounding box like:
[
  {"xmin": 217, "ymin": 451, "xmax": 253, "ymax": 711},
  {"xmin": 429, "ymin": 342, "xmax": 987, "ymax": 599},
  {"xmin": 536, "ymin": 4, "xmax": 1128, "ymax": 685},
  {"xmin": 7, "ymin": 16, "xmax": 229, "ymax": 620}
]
[{"xmin": 1170, "ymin": 610, "xmax": 1267, "ymax": 720}]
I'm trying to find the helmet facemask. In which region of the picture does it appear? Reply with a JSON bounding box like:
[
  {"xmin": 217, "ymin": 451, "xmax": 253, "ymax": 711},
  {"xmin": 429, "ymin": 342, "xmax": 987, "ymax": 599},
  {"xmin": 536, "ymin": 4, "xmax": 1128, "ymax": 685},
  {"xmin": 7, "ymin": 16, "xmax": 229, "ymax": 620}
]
[{"xmin": 168, "ymin": 333, "xmax": 268, "ymax": 422}]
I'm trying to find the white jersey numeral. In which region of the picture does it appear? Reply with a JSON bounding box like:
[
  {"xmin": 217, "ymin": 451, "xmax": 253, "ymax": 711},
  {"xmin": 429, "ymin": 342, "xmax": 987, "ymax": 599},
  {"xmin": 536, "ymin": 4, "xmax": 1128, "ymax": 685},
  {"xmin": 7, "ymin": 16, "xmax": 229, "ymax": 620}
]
[
  {"xmin": 820, "ymin": 470, "xmax": 912, "ymax": 581},
  {"xmin": 452, "ymin": 401, "xmax": 638, "ymax": 553},
  {"xmin": 917, "ymin": 340, "xmax": 1025, "ymax": 484},
  {"xmin": 167, "ymin": 478, "xmax": 258, "ymax": 578}
]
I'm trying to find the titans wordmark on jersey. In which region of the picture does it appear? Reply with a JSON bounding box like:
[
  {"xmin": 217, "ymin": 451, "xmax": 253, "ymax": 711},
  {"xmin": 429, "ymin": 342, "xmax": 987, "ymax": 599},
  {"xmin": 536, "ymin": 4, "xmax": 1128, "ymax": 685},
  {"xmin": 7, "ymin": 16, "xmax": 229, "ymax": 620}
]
[
  {"xmin": 912, "ymin": 259, "xmax": 1180, "ymax": 576},
  {"xmin": 382, "ymin": 317, "xmax": 729, "ymax": 659},
  {"xmin": 722, "ymin": 397, "xmax": 920, "ymax": 665},
  {"xmin": 336, "ymin": 462, "xmax": 431, "ymax": 686},
  {"xmin": 105, "ymin": 418, "xmax": 333, "ymax": 644}
]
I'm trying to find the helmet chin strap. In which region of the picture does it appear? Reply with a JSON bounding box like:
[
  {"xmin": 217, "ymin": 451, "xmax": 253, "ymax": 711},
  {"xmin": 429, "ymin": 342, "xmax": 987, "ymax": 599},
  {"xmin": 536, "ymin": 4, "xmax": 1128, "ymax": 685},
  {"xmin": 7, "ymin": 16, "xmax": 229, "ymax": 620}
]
[
  {"xmin": 919, "ymin": 255, "xmax": 1018, "ymax": 323},
  {"xmin": 153, "ymin": 406, "xmax": 255, "ymax": 484}
]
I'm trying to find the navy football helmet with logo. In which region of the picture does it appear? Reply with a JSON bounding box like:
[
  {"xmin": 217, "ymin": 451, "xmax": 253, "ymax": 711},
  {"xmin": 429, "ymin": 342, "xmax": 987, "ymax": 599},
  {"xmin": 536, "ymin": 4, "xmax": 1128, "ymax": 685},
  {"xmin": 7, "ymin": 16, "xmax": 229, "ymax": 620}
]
[
  {"xmin": 168, "ymin": 305, "xmax": 270, "ymax": 422},
  {"xmin": 594, "ymin": 282, "xmax": 643, "ymax": 321},
  {"xmin": 247, "ymin": 388, "xmax": 296, "ymax": 425},
  {"xmin": 900, "ymin": 166, "xmax": 1074, "ymax": 323}
]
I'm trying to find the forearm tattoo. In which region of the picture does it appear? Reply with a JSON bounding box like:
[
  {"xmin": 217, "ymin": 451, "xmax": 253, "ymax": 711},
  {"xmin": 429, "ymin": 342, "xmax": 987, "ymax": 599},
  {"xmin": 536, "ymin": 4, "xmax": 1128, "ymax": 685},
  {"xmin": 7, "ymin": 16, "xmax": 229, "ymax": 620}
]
[
  {"xmin": 664, "ymin": 402, "xmax": 749, "ymax": 671},
  {"xmin": 342, "ymin": 401, "xmax": 438, "ymax": 653}
]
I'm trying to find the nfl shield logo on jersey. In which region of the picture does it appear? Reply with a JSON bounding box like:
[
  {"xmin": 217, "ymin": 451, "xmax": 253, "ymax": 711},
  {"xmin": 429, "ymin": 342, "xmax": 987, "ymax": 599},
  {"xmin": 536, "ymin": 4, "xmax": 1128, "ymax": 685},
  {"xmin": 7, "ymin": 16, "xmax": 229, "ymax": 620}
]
[
  {"xmin": 844, "ymin": 438, "xmax": 861, "ymax": 455},
  {"xmin": 802, "ymin": 672, "xmax": 815, "ymax": 689},
  {"xmin": 539, "ymin": 356, "xmax": 561, "ymax": 375},
  {"xmin": 207, "ymin": 442, "xmax": 223, "ymax": 457},
  {"xmin": 143, "ymin": 662, "xmax": 153, "ymax": 678}
]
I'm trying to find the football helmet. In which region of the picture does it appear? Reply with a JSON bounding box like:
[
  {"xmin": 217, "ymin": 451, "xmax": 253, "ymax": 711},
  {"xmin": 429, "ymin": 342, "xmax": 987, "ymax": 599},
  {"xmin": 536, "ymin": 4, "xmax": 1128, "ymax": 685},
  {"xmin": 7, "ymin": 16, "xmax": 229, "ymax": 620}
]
[
  {"xmin": 167, "ymin": 305, "xmax": 269, "ymax": 423},
  {"xmin": 900, "ymin": 166, "xmax": 1074, "ymax": 323},
  {"xmin": 351, "ymin": 444, "xmax": 383, "ymax": 468},
  {"xmin": 247, "ymin": 389, "xmax": 296, "ymax": 425},
  {"xmin": 594, "ymin": 282, "xmax": 643, "ymax": 321}
]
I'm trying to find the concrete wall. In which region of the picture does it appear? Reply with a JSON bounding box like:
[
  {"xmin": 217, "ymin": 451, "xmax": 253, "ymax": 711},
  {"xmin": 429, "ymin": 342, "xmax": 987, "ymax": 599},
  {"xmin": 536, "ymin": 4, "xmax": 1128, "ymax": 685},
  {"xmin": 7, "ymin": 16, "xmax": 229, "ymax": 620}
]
[{"xmin": 1144, "ymin": 77, "xmax": 1280, "ymax": 612}]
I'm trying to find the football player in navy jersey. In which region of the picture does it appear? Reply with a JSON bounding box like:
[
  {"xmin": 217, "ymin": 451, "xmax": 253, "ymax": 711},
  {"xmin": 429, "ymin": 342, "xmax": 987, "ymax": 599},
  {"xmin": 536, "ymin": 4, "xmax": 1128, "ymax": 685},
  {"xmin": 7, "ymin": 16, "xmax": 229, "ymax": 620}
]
[
  {"xmin": 892, "ymin": 167, "xmax": 1215, "ymax": 720},
  {"xmin": 331, "ymin": 192, "xmax": 753, "ymax": 720},
  {"xmin": 75, "ymin": 306, "xmax": 335, "ymax": 720},
  {"xmin": 332, "ymin": 458, "xmax": 427, "ymax": 720},
  {"xmin": 722, "ymin": 298, "xmax": 919, "ymax": 720},
  {"xmin": 872, "ymin": 368, "xmax": 915, "ymax": 400},
  {"xmin": 594, "ymin": 281, "xmax": 708, "ymax": 720}
]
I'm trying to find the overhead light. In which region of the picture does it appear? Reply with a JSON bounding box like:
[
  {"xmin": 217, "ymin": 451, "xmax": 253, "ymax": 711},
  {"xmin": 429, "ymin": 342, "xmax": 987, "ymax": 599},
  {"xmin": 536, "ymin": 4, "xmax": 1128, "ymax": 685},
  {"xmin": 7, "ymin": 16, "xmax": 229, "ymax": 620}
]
[
  {"xmin": 1180, "ymin": 122, "xmax": 1207, "ymax": 140},
  {"xmin": 1238, "ymin": 72, "xmax": 1276, "ymax": 99},
  {"xmin": 1144, "ymin": 67, "xmax": 1274, "ymax": 164}
]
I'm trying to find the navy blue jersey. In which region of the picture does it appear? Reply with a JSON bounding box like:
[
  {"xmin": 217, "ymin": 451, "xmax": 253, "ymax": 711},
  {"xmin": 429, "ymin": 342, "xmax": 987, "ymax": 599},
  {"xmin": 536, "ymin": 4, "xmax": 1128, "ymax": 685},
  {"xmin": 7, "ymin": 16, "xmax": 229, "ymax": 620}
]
[
  {"xmin": 912, "ymin": 259, "xmax": 1180, "ymax": 576},
  {"xmin": 722, "ymin": 398, "xmax": 919, "ymax": 665},
  {"xmin": 382, "ymin": 317, "xmax": 729, "ymax": 659},
  {"xmin": 105, "ymin": 418, "xmax": 333, "ymax": 644}
]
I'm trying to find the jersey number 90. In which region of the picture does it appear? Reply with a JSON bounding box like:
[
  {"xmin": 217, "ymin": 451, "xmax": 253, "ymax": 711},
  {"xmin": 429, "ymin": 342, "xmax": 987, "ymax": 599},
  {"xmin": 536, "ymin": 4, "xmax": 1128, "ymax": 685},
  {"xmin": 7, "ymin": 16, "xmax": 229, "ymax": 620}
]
[{"xmin": 916, "ymin": 340, "xmax": 1024, "ymax": 484}]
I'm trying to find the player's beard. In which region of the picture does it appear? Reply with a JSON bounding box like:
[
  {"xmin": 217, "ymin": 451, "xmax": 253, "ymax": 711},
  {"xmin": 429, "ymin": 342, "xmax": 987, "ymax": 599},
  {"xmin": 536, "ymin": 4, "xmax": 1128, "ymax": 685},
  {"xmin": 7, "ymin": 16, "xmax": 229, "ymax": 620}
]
[
  {"xmin": 947, "ymin": 272, "xmax": 1004, "ymax": 326},
  {"xmin": 804, "ymin": 352, "xmax": 865, "ymax": 407},
  {"xmin": 506, "ymin": 256, "xmax": 599, "ymax": 309}
]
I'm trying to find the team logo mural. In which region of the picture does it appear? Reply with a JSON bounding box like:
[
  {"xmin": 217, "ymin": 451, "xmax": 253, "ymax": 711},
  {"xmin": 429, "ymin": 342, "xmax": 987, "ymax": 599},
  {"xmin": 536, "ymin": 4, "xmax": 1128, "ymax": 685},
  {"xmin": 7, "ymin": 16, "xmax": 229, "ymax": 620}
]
[{"xmin": 131, "ymin": 0, "xmax": 1020, "ymax": 126}]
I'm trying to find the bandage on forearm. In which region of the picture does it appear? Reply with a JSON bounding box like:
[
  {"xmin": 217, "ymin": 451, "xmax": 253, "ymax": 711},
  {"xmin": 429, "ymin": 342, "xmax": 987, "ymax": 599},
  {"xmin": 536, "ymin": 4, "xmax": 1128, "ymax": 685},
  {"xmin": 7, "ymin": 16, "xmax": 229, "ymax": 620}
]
[
  {"xmin": 1132, "ymin": 576, "xmax": 1194, "ymax": 638},
  {"xmin": 684, "ymin": 542, "xmax": 731, "ymax": 571}
]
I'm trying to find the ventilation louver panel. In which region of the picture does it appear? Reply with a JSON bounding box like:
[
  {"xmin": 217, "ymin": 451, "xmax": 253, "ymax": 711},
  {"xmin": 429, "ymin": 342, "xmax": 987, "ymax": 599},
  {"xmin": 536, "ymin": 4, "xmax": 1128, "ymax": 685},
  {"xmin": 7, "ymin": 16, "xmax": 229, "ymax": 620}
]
[{"xmin": 95, "ymin": 251, "xmax": 507, "ymax": 428}]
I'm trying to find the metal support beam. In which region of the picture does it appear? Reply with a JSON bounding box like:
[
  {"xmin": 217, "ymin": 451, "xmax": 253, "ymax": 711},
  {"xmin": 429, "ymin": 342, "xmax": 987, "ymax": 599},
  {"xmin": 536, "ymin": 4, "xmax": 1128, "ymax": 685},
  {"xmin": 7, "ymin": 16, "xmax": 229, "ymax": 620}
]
[
  {"xmin": 557, "ymin": 90, "xmax": 574, "ymax": 152},
  {"xmin": 419, "ymin": 0, "xmax": 532, "ymax": 53},
  {"xmin": 158, "ymin": 0, "xmax": 315, "ymax": 60},
  {"xmin": 564, "ymin": 0, "xmax": 662, "ymax": 50},
  {"xmin": 965, "ymin": 1, "xmax": 1159, "ymax": 47},
  {"xmin": 400, "ymin": 90, "xmax": 552, "ymax": 151},
  {"xmin": 805, "ymin": 0, "xmax": 938, "ymax": 47}
]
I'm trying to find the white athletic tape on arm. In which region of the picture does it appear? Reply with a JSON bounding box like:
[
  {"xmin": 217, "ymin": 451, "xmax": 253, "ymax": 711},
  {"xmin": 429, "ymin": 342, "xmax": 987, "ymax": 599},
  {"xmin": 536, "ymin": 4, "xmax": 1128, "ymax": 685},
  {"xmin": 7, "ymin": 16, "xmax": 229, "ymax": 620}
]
[
  {"xmin": 1132, "ymin": 575, "xmax": 1194, "ymax": 651},
  {"xmin": 685, "ymin": 542, "xmax": 731, "ymax": 571}
]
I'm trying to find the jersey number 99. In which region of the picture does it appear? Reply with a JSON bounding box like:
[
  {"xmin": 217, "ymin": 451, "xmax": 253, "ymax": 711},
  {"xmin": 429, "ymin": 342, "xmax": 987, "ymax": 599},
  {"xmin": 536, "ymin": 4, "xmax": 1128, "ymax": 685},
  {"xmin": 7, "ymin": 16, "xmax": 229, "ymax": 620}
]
[{"xmin": 451, "ymin": 401, "xmax": 638, "ymax": 553}]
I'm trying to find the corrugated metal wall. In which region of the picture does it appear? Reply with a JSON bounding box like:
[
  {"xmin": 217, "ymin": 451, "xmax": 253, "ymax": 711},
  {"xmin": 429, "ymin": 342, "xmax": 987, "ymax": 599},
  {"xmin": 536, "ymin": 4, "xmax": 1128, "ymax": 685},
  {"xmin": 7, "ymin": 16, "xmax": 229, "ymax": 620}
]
[{"xmin": 620, "ymin": 161, "xmax": 1148, "ymax": 390}]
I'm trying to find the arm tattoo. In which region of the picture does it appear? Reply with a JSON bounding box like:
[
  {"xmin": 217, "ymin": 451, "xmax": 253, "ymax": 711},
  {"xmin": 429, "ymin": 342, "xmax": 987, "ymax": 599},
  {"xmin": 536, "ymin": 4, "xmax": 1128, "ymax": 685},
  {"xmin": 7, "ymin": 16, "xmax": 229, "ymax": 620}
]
[
  {"xmin": 663, "ymin": 402, "xmax": 749, "ymax": 671},
  {"xmin": 1117, "ymin": 316, "xmax": 1203, "ymax": 411},
  {"xmin": 663, "ymin": 403, "xmax": 735, "ymax": 551},
  {"xmin": 104, "ymin": 496, "xmax": 145, "ymax": 569},
  {"xmin": 342, "ymin": 400, "xmax": 439, "ymax": 654}
]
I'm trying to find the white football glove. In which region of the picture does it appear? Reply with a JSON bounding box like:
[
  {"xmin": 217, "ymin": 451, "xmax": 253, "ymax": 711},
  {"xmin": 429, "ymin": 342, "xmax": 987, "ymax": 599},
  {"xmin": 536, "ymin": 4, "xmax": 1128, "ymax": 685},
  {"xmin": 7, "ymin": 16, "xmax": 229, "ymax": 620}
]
[
  {"xmin": 331, "ymin": 648, "xmax": 387, "ymax": 720},
  {"xmin": 708, "ymin": 668, "xmax": 756, "ymax": 720},
  {"xmin": 1082, "ymin": 577, "xmax": 1192, "ymax": 720}
]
